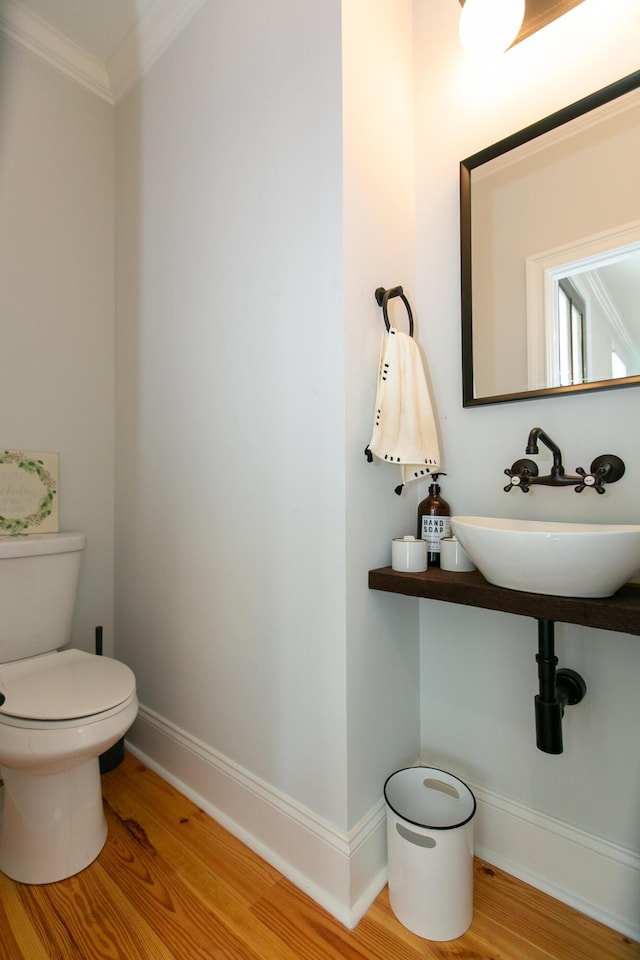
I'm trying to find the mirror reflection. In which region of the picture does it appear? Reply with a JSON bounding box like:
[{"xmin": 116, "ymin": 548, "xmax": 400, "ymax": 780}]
[{"xmin": 461, "ymin": 70, "xmax": 640, "ymax": 406}]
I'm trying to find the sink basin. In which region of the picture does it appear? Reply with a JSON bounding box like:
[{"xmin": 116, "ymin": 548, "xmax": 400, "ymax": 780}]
[{"xmin": 450, "ymin": 516, "xmax": 640, "ymax": 598}]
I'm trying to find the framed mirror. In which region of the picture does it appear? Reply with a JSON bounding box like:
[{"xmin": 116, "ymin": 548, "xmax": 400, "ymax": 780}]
[{"xmin": 460, "ymin": 69, "xmax": 640, "ymax": 406}]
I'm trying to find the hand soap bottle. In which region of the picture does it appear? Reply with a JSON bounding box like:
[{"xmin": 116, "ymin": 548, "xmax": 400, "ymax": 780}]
[{"xmin": 416, "ymin": 473, "xmax": 451, "ymax": 567}]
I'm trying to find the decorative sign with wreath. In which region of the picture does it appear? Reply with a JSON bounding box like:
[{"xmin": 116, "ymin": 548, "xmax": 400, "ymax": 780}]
[{"xmin": 0, "ymin": 450, "xmax": 59, "ymax": 534}]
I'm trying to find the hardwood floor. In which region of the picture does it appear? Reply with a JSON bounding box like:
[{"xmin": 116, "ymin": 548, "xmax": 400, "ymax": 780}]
[{"xmin": 0, "ymin": 752, "xmax": 637, "ymax": 960}]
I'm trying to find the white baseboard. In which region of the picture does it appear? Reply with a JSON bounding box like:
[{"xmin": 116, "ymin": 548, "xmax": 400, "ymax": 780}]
[
  {"xmin": 125, "ymin": 705, "xmax": 388, "ymax": 929},
  {"xmin": 124, "ymin": 707, "xmax": 639, "ymax": 940},
  {"xmin": 469, "ymin": 780, "xmax": 640, "ymax": 941}
]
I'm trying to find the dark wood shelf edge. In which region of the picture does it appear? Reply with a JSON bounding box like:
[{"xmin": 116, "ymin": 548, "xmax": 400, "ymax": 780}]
[{"xmin": 368, "ymin": 567, "xmax": 640, "ymax": 636}]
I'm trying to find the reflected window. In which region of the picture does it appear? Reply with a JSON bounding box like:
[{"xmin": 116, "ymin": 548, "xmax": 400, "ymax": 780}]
[
  {"xmin": 558, "ymin": 278, "xmax": 586, "ymax": 385},
  {"xmin": 611, "ymin": 350, "xmax": 627, "ymax": 378}
]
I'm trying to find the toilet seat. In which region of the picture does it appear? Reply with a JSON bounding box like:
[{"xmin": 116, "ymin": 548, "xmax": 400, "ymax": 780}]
[{"xmin": 0, "ymin": 649, "xmax": 135, "ymax": 721}]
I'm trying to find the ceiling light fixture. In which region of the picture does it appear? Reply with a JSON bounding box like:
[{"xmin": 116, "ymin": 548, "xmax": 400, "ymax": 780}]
[{"xmin": 459, "ymin": 0, "xmax": 526, "ymax": 58}]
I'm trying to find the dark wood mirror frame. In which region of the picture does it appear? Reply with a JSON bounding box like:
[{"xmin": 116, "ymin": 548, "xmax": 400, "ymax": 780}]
[{"xmin": 460, "ymin": 68, "xmax": 640, "ymax": 407}]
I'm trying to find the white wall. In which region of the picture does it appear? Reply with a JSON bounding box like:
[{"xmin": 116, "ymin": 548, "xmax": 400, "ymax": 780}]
[
  {"xmin": 413, "ymin": 0, "xmax": 640, "ymax": 936},
  {"xmin": 116, "ymin": 0, "xmax": 348, "ymax": 821},
  {"xmin": 342, "ymin": 0, "xmax": 421, "ymax": 829},
  {"xmin": 0, "ymin": 36, "xmax": 115, "ymax": 655},
  {"xmin": 115, "ymin": 0, "xmax": 420, "ymax": 920}
]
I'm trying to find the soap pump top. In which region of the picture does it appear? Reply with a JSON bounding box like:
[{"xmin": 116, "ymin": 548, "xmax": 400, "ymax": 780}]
[{"xmin": 416, "ymin": 473, "xmax": 451, "ymax": 567}]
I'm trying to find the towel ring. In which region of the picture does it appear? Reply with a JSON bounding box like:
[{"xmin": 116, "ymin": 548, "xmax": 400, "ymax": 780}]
[{"xmin": 375, "ymin": 286, "xmax": 414, "ymax": 337}]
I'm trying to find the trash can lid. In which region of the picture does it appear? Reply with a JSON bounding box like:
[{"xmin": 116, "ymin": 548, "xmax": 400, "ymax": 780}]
[{"xmin": 384, "ymin": 766, "xmax": 476, "ymax": 830}]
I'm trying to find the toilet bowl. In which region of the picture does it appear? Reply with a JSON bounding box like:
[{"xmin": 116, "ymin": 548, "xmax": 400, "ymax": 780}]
[
  {"xmin": 0, "ymin": 651, "xmax": 138, "ymax": 884},
  {"xmin": 0, "ymin": 532, "xmax": 138, "ymax": 884}
]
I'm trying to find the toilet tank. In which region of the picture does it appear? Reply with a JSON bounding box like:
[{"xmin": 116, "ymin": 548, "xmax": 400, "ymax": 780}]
[{"xmin": 0, "ymin": 532, "xmax": 86, "ymax": 663}]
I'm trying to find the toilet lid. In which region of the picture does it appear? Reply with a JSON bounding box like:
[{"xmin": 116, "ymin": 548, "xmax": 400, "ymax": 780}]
[{"xmin": 0, "ymin": 649, "xmax": 136, "ymax": 721}]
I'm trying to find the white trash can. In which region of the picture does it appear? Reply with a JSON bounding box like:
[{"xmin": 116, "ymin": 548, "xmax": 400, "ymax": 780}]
[{"xmin": 384, "ymin": 766, "xmax": 476, "ymax": 941}]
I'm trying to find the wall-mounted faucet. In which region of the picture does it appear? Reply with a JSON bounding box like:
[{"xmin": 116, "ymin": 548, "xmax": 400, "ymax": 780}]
[{"xmin": 504, "ymin": 427, "xmax": 626, "ymax": 494}]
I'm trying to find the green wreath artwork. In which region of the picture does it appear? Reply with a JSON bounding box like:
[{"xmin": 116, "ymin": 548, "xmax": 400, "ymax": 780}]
[{"xmin": 0, "ymin": 451, "xmax": 58, "ymax": 534}]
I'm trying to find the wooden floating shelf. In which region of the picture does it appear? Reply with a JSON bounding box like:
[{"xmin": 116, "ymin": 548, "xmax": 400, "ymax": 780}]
[{"xmin": 368, "ymin": 566, "xmax": 640, "ymax": 637}]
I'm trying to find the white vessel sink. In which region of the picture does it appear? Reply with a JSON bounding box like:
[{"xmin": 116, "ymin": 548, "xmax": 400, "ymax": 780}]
[{"xmin": 450, "ymin": 516, "xmax": 640, "ymax": 598}]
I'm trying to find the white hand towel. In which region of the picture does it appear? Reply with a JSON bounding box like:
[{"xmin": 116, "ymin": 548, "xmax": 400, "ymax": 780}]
[{"xmin": 366, "ymin": 328, "xmax": 441, "ymax": 493}]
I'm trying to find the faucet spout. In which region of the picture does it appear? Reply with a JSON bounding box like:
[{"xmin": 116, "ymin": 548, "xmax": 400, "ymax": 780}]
[{"xmin": 526, "ymin": 427, "xmax": 563, "ymax": 474}]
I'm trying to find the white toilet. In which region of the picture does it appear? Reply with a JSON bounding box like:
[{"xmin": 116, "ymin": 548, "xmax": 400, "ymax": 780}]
[{"xmin": 0, "ymin": 532, "xmax": 138, "ymax": 884}]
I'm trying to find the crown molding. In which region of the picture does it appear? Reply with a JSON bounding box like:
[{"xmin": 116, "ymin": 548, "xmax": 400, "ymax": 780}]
[
  {"xmin": 0, "ymin": 0, "xmax": 210, "ymax": 105},
  {"xmin": 0, "ymin": 0, "xmax": 112, "ymax": 102},
  {"xmin": 107, "ymin": 0, "xmax": 209, "ymax": 103}
]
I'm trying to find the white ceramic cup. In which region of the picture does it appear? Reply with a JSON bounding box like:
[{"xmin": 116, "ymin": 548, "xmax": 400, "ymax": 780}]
[
  {"xmin": 392, "ymin": 536, "xmax": 428, "ymax": 573},
  {"xmin": 440, "ymin": 536, "xmax": 476, "ymax": 572}
]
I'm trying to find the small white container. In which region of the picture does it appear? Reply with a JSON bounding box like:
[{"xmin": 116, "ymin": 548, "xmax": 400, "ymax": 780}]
[
  {"xmin": 440, "ymin": 537, "xmax": 476, "ymax": 572},
  {"xmin": 392, "ymin": 536, "xmax": 428, "ymax": 573},
  {"xmin": 384, "ymin": 766, "xmax": 476, "ymax": 941}
]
